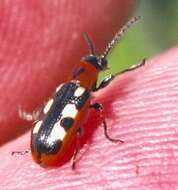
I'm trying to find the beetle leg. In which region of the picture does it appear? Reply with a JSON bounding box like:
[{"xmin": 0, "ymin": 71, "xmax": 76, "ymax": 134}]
[
  {"xmin": 115, "ymin": 58, "xmax": 146, "ymax": 75},
  {"xmin": 90, "ymin": 103, "xmax": 124, "ymax": 143},
  {"xmin": 71, "ymin": 128, "xmax": 83, "ymax": 169},
  {"xmin": 94, "ymin": 59, "xmax": 146, "ymax": 92},
  {"xmin": 93, "ymin": 74, "xmax": 114, "ymax": 92}
]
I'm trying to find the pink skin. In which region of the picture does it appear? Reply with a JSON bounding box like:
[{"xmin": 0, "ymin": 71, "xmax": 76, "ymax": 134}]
[
  {"xmin": 1, "ymin": 48, "xmax": 178, "ymax": 189},
  {"xmin": 1, "ymin": 1, "xmax": 178, "ymax": 190}
]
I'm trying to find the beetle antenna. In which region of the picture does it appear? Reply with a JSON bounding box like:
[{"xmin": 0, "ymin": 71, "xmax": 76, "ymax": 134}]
[
  {"xmin": 83, "ymin": 33, "xmax": 96, "ymax": 55},
  {"xmin": 102, "ymin": 16, "xmax": 141, "ymax": 59}
]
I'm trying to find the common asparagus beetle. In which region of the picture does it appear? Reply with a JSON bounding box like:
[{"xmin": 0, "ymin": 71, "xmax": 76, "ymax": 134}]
[{"xmin": 17, "ymin": 16, "xmax": 145, "ymax": 169}]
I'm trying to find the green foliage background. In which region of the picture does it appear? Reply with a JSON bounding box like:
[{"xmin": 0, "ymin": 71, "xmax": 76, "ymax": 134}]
[{"xmin": 100, "ymin": 0, "xmax": 178, "ymax": 80}]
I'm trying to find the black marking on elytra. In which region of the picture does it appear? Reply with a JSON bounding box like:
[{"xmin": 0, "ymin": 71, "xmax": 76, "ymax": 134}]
[
  {"xmin": 31, "ymin": 133, "xmax": 37, "ymax": 153},
  {"xmin": 75, "ymin": 90, "xmax": 90, "ymax": 109},
  {"xmin": 70, "ymin": 89, "xmax": 90, "ymax": 110},
  {"xmin": 31, "ymin": 133, "xmax": 42, "ymax": 161},
  {"xmin": 37, "ymin": 139, "xmax": 63, "ymax": 155},
  {"xmin": 60, "ymin": 117, "xmax": 74, "ymax": 131},
  {"xmin": 35, "ymin": 82, "xmax": 79, "ymax": 155},
  {"xmin": 34, "ymin": 82, "xmax": 91, "ymax": 155},
  {"xmin": 72, "ymin": 67, "xmax": 85, "ymax": 78}
]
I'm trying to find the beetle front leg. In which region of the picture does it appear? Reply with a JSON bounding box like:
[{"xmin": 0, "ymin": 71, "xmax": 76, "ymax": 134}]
[
  {"xmin": 93, "ymin": 75, "xmax": 114, "ymax": 92},
  {"xmin": 115, "ymin": 58, "xmax": 146, "ymax": 75},
  {"xmin": 94, "ymin": 59, "xmax": 146, "ymax": 92}
]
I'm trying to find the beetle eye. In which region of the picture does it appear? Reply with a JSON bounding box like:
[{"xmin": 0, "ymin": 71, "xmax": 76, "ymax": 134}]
[
  {"xmin": 99, "ymin": 56, "xmax": 108, "ymax": 70},
  {"xmin": 81, "ymin": 55, "xmax": 107, "ymax": 71},
  {"xmin": 81, "ymin": 55, "xmax": 98, "ymax": 64}
]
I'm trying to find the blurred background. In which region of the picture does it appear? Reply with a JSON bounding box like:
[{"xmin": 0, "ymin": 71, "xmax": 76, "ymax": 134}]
[{"xmin": 100, "ymin": 0, "xmax": 178, "ymax": 80}]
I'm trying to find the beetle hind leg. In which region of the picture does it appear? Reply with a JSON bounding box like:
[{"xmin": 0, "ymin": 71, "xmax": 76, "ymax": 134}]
[{"xmin": 71, "ymin": 128, "xmax": 83, "ymax": 169}]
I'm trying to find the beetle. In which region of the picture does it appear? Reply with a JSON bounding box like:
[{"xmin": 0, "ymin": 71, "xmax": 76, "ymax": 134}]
[{"xmin": 17, "ymin": 16, "xmax": 145, "ymax": 168}]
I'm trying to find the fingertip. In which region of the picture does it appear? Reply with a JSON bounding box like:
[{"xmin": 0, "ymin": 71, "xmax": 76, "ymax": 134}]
[{"xmin": 0, "ymin": 0, "xmax": 136, "ymax": 145}]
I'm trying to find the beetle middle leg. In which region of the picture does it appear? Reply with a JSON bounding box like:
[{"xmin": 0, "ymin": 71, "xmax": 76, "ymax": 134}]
[{"xmin": 90, "ymin": 103, "xmax": 124, "ymax": 143}]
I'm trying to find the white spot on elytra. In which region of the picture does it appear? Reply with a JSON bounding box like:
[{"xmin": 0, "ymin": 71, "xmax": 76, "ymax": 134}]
[
  {"xmin": 43, "ymin": 99, "xmax": 54, "ymax": 114},
  {"xmin": 62, "ymin": 104, "xmax": 78, "ymax": 118},
  {"xmin": 49, "ymin": 122, "xmax": 66, "ymax": 142},
  {"xmin": 33, "ymin": 120, "xmax": 43, "ymax": 134},
  {"xmin": 74, "ymin": 87, "xmax": 85, "ymax": 97},
  {"xmin": 56, "ymin": 84, "xmax": 63, "ymax": 93}
]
